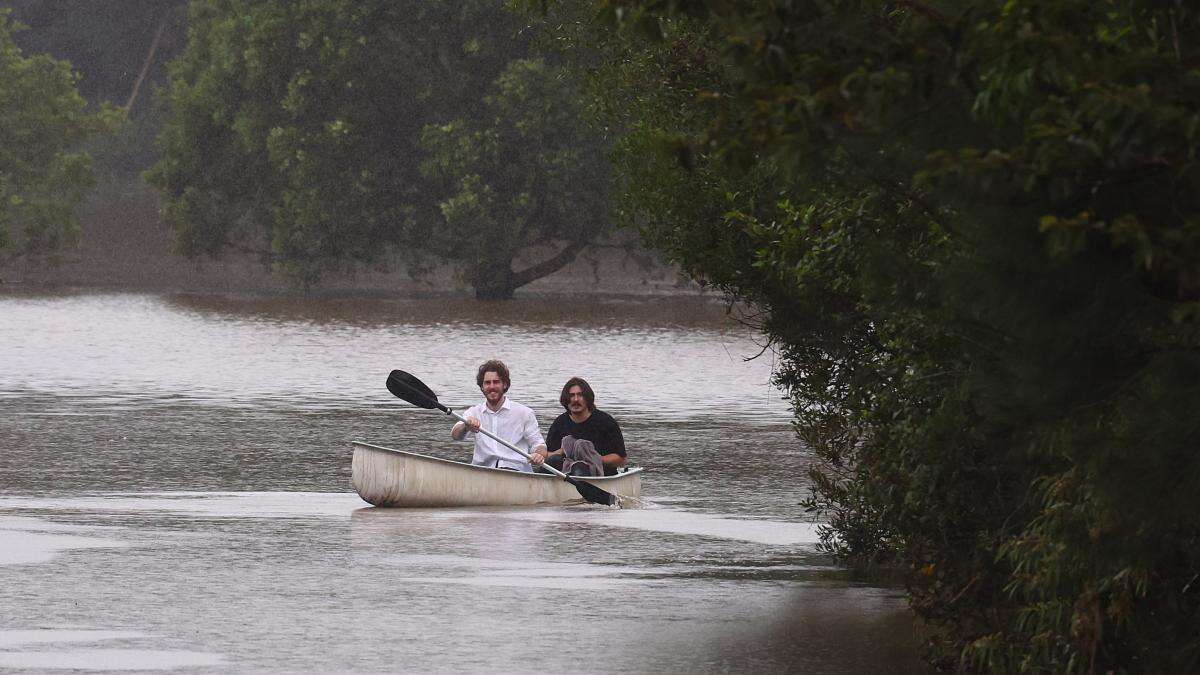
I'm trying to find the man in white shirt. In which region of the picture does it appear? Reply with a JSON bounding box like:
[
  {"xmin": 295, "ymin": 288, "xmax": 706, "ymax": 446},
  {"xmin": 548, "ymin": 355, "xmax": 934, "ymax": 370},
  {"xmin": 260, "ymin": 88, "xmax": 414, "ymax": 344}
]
[{"xmin": 451, "ymin": 359, "xmax": 546, "ymax": 471}]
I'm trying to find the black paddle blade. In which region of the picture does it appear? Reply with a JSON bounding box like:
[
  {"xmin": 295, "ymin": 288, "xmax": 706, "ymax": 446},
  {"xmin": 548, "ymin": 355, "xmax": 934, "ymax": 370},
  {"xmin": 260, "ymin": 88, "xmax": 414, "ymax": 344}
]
[
  {"xmin": 386, "ymin": 370, "xmax": 447, "ymax": 412},
  {"xmin": 564, "ymin": 475, "xmax": 618, "ymax": 506}
]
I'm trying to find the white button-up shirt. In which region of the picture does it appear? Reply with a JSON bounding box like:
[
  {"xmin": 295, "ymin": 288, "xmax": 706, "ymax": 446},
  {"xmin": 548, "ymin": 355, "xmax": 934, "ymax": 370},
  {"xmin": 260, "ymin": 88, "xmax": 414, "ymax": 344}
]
[{"xmin": 459, "ymin": 397, "xmax": 546, "ymax": 472}]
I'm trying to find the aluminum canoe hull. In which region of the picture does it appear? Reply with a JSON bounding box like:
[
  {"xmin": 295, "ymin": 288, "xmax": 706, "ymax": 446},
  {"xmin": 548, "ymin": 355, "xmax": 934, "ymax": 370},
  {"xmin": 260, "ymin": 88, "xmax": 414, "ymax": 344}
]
[{"xmin": 351, "ymin": 441, "xmax": 643, "ymax": 507}]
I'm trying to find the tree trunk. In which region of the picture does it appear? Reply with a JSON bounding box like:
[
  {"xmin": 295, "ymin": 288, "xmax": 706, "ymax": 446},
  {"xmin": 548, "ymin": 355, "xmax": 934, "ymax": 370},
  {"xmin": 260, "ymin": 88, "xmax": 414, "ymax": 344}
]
[
  {"xmin": 470, "ymin": 264, "xmax": 516, "ymax": 301},
  {"xmin": 468, "ymin": 240, "xmax": 587, "ymax": 300},
  {"xmin": 474, "ymin": 284, "xmax": 515, "ymax": 301},
  {"xmin": 124, "ymin": 15, "xmax": 169, "ymax": 117}
]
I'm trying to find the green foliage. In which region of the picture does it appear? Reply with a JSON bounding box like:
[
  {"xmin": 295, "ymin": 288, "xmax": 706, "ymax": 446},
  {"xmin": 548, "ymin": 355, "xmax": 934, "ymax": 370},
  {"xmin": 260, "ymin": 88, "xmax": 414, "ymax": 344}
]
[
  {"xmin": 420, "ymin": 58, "xmax": 611, "ymax": 298},
  {"xmin": 0, "ymin": 10, "xmax": 117, "ymax": 260},
  {"xmin": 573, "ymin": 0, "xmax": 1200, "ymax": 670},
  {"xmin": 149, "ymin": 0, "xmax": 614, "ymax": 296}
]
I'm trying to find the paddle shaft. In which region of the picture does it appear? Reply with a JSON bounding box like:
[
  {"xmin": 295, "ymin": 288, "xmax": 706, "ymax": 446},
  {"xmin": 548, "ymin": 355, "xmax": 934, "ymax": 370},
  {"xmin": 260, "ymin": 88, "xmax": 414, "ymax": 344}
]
[{"xmin": 449, "ymin": 410, "xmax": 574, "ymax": 480}]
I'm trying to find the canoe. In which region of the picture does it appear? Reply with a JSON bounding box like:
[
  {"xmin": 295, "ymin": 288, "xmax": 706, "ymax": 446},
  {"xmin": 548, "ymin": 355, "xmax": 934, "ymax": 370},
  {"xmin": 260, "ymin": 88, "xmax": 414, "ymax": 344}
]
[{"xmin": 351, "ymin": 441, "xmax": 644, "ymax": 507}]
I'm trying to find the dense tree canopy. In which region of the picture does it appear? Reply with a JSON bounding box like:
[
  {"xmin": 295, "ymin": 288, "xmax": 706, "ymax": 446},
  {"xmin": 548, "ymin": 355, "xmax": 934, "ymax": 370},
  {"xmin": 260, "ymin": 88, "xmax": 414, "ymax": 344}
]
[
  {"xmin": 420, "ymin": 58, "xmax": 610, "ymax": 298},
  {"xmin": 553, "ymin": 0, "xmax": 1200, "ymax": 670},
  {"xmin": 0, "ymin": 10, "xmax": 116, "ymax": 261},
  {"xmin": 149, "ymin": 0, "xmax": 613, "ymax": 297}
]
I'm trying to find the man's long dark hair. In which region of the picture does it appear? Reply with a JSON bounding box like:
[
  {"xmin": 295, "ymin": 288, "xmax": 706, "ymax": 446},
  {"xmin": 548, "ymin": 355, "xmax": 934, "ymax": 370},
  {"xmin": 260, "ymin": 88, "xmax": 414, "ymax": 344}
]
[{"xmin": 559, "ymin": 376, "xmax": 596, "ymax": 411}]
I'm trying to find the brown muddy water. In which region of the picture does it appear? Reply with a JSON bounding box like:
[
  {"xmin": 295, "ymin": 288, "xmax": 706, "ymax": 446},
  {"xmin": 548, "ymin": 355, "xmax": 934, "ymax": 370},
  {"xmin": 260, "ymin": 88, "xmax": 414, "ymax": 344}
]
[{"xmin": 0, "ymin": 291, "xmax": 926, "ymax": 672}]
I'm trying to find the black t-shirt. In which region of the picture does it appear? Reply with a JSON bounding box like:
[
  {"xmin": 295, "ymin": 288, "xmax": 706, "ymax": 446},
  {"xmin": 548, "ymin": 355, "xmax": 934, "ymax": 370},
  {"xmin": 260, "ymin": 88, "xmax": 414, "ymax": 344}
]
[{"xmin": 546, "ymin": 409, "xmax": 626, "ymax": 476}]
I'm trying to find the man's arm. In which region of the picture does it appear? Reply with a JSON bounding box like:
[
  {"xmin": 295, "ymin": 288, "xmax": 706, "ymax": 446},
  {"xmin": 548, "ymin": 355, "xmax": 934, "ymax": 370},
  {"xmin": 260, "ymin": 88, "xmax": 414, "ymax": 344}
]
[
  {"xmin": 600, "ymin": 452, "xmax": 626, "ymax": 469},
  {"xmin": 523, "ymin": 408, "xmax": 547, "ymax": 462},
  {"xmin": 451, "ymin": 410, "xmax": 480, "ymax": 440},
  {"xmin": 531, "ymin": 415, "xmax": 562, "ymax": 465},
  {"xmin": 603, "ymin": 413, "xmax": 627, "ymax": 468},
  {"xmin": 532, "ymin": 446, "xmax": 564, "ymax": 466}
]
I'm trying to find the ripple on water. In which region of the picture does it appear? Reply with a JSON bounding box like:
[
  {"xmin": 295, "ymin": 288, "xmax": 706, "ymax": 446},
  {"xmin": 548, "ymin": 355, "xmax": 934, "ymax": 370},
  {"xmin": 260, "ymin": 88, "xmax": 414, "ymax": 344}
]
[
  {"xmin": 0, "ymin": 496, "xmax": 919, "ymax": 673},
  {"xmin": 0, "ymin": 517, "xmax": 130, "ymax": 565},
  {"xmin": 0, "ymin": 492, "xmax": 817, "ymax": 546},
  {"xmin": 0, "ymin": 630, "xmax": 226, "ymax": 671}
]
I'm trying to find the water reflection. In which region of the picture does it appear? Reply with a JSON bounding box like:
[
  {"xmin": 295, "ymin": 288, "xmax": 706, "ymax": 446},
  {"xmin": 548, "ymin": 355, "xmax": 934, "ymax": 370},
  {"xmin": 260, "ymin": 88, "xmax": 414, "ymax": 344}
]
[
  {"xmin": 164, "ymin": 291, "xmax": 743, "ymax": 329},
  {"xmin": 0, "ymin": 517, "xmax": 130, "ymax": 565},
  {"xmin": 2, "ymin": 292, "xmax": 784, "ymax": 422},
  {"xmin": 407, "ymin": 505, "xmax": 822, "ymax": 546}
]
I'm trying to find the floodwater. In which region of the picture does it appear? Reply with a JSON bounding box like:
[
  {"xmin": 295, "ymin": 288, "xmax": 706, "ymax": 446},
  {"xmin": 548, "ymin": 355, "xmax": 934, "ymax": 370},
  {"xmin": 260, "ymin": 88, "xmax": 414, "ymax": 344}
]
[{"xmin": 0, "ymin": 291, "xmax": 925, "ymax": 672}]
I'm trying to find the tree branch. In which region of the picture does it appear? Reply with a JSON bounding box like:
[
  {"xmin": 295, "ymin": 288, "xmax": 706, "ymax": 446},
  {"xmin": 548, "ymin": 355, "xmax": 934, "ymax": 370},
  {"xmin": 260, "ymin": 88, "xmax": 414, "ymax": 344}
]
[
  {"xmin": 507, "ymin": 238, "xmax": 588, "ymax": 289},
  {"xmin": 124, "ymin": 15, "xmax": 169, "ymax": 117}
]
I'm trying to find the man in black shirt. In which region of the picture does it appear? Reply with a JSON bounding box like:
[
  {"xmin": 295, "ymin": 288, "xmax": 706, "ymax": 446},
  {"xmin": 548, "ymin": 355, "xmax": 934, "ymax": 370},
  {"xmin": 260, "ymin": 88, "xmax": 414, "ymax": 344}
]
[{"xmin": 530, "ymin": 377, "xmax": 627, "ymax": 476}]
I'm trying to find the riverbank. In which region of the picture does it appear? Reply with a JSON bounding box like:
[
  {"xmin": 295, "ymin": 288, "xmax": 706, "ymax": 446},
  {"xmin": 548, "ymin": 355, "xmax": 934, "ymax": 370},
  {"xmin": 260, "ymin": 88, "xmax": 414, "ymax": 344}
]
[{"xmin": 1, "ymin": 173, "xmax": 697, "ymax": 299}]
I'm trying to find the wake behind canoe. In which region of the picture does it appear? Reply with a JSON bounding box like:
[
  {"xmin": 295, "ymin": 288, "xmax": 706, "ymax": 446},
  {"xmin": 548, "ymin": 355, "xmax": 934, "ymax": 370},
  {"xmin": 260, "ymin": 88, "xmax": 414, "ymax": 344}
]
[{"xmin": 351, "ymin": 441, "xmax": 643, "ymax": 507}]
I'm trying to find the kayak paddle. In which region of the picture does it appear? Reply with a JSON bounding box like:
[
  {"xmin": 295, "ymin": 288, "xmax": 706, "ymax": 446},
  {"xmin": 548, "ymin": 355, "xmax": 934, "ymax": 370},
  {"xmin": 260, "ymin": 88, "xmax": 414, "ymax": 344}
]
[{"xmin": 385, "ymin": 369, "xmax": 619, "ymax": 507}]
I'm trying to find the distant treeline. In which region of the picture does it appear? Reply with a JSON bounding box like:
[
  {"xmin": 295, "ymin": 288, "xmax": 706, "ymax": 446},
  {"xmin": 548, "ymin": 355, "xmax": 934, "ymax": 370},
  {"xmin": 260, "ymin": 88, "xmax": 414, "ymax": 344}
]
[{"xmin": 1, "ymin": 1, "xmax": 621, "ymax": 297}]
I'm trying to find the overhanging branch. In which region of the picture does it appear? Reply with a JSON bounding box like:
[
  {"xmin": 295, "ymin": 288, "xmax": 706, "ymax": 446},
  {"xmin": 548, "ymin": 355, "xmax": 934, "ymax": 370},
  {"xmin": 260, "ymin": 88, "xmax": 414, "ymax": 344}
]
[{"xmin": 507, "ymin": 239, "xmax": 588, "ymax": 289}]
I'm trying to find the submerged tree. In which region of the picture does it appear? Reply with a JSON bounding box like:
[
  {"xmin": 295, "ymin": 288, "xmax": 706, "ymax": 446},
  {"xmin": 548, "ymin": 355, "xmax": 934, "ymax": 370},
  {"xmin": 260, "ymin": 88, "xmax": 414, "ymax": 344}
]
[
  {"xmin": 563, "ymin": 0, "xmax": 1200, "ymax": 670},
  {"xmin": 420, "ymin": 58, "xmax": 611, "ymax": 299},
  {"xmin": 0, "ymin": 10, "xmax": 116, "ymax": 262},
  {"xmin": 149, "ymin": 0, "xmax": 613, "ymax": 298}
]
